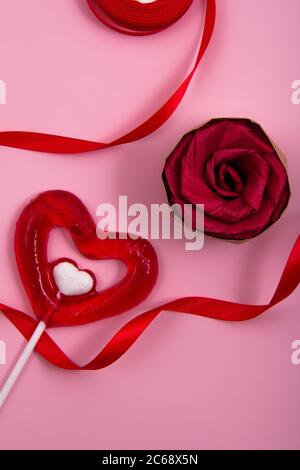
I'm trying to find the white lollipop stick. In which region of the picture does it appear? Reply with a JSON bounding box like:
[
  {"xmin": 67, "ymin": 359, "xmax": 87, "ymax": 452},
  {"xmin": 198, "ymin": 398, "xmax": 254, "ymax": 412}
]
[
  {"xmin": 0, "ymin": 321, "xmax": 46, "ymax": 409},
  {"xmin": 0, "ymin": 262, "xmax": 95, "ymax": 409}
]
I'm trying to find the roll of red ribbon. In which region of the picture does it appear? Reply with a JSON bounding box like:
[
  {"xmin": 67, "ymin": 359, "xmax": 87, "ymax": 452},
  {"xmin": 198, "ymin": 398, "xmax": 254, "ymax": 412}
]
[
  {"xmin": 87, "ymin": 0, "xmax": 194, "ymax": 35},
  {"xmin": 0, "ymin": 0, "xmax": 216, "ymax": 154}
]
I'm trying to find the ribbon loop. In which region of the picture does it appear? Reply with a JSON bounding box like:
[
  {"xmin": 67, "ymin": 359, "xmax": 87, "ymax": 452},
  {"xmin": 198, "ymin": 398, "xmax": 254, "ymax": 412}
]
[{"xmin": 2, "ymin": 236, "xmax": 299, "ymax": 370}]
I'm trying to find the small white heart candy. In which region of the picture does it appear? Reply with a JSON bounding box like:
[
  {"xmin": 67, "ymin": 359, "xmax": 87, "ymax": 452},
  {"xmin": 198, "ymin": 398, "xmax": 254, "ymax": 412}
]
[{"xmin": 53, "ymin": 262, "xmax": 94, "ymax": 296}]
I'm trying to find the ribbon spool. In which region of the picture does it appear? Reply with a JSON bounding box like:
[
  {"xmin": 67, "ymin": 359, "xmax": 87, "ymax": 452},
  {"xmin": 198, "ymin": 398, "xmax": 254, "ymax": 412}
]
[
  {"xmin": 0, "ymin": 0, "xmax": 216, "ymax": 154},
  {"xmin": 87, "ymin": 0, "xmax": 194, "ymax": 35}
]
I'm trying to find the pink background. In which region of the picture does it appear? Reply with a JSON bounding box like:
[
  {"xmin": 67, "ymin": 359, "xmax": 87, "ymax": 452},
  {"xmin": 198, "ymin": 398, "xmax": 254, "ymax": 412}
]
[{"xmin": 0, "ymin": 0, "xmax": 299, "ymax": 450}]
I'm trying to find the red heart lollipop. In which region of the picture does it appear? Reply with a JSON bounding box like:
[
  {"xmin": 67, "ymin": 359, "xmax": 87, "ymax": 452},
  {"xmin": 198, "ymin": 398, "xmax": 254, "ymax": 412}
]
[
  {"xmin": 0, "ymin": 189, "xmax": 158, "ymax": 407},
  {"xmin": 0, "ymin": 192, "xmax": 299, "ymax": 409},
  {"xmin": 15, "ymin": 190, "xmax": 158, "ymax": 327}
]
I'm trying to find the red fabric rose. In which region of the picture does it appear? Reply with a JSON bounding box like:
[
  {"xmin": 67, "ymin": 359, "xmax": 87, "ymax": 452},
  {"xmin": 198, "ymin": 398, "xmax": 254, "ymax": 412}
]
[{"xmin": 162, "ymin": 118, "xmax": 291, "ymax": 240}]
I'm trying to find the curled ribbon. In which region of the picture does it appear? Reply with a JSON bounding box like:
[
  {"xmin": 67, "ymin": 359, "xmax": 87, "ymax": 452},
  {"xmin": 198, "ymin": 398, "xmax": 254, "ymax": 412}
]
[
  {"xmin": 1, "ymin": 236, "xmax": 299, "ymax": 370},
  {"xmin": 0, "ymin": 0, "xmax": 216, "ymax": 154}
]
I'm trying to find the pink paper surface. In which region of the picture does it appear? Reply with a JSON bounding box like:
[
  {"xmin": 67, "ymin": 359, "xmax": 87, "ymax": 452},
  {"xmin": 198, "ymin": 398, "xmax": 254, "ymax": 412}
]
[{"xmin": 0, "ymin": 0, "xmax": 299, "ymax": 450}]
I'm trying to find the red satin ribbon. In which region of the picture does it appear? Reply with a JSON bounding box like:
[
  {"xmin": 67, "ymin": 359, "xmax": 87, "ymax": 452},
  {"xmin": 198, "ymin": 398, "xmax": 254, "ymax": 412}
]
[
  {"xmin": 0, "ymin": 0, "xmax": 216, "ymax": 154},
  {"xmin": 1, "ymin": 236, "xmax": 299, "ymax": 370},
  {"xmin": 87, "ymin": 0, "xmax": 194, "ymax": 35}
]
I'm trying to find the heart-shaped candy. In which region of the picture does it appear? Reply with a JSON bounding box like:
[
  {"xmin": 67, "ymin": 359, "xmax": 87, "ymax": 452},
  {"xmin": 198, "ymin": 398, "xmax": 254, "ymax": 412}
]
[
  {"xmin": 53, "ymin": 261, "xmax": 95, "ymax": 296},
  {"xmin": 15, "ymin": 190, "xmax": 158, "ymax": 327}
]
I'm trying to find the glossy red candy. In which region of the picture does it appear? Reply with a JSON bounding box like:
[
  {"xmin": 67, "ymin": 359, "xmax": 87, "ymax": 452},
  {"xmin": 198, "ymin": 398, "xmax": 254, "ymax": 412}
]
[{"xmin": 15, "ymin": 190, "xmax": 158, "ymax": 327}]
